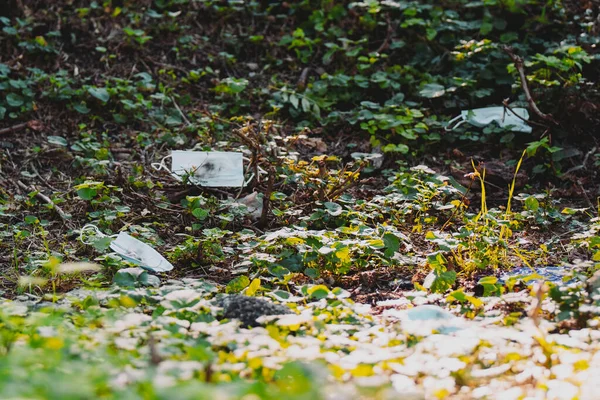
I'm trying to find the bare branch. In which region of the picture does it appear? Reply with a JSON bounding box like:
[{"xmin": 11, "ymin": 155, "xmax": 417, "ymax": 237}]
[
  {"xmin": 13, "ymin": 180, "xmax": 70, "ymax": 223},
  {"xmin": 501, "ymin": 46, "xmax": 558, "ymax": 126}
]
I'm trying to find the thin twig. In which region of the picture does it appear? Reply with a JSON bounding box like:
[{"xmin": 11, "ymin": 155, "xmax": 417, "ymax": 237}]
[
  {"xmin": 13, "ymin": 180, "xmax": 70, "ymax": 222},
  {"xmin": 0, "ymin": 122, "xmax": 27, "ymax": 136},
  {"xmin": 326, "ymin": 165, "xmax": 365, "ymax": 200},
  {"xmin": 501, "ymin": 46, "xmax": 558, "ymax": 125},
  {"xmin": 501, "ymin": 99, "xmax": 549, "ymax": 128},
  {"xmin": 233, "ymin": 123, "xmax": 277, "ymax": 228},
  {"xmin": 0, "ymin": 120, "xmax": 43, "ymax": 136},
  {"xmin": 376, "ymin": 14, "xmax": 394, "ymax": 54},
  {"xmin": 170, "ymin": 96, "xmax": 192, "ymax": 126},
  {"xmin": 297, "ymin": 67, "xmax": 311, "ymax": 91},
  {"xmin": 578, "ymin": 182, "xmax": 597, "ymax": 213},
  {"xmin": 259, "ymin": 165, "xmax": 275, "ymax": 229}
]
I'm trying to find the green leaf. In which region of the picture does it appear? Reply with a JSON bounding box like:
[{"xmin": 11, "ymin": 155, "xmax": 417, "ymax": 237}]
[
  {"xmin": 426, "ymin": 27, "xmax": 437, "ymax": 40},
  {"xmin": 0, "ymin": 106, "xmax": 5, "ymax": 119},
  {"xmin": 268, "ymin": 265, "xmax": 290, "ymax": 278},
  {"xmin": 478, "ymin": 276, "xmax": 498, "ymax": 285},
  {"xmin": 447, "ymin": 289, "xmax": 483, "ymax": 307},
  {"xmin": 307, "ymin": 285, "xmax": 330, "ymax": 300},
  {"xmin": 301, "ymin": 98, "xmax": 311, "ymax": 113},
  {"xmin": 47, "ymin": 136, "xmax": 68, "ymax": 147},
  {"xmin": 24, "ymin": 215, "xmax": 39, "ymax": 224},
  {"xmin": 77, "ymin": 188, "xmax": 97, "ymax": 201},
  {"xmin": 419, "ymin": 83, "xmax": 445, "ymax": 98},
  {"xmin": 113, "ymin": 267, "xmax": 158, "ymax": 288},
  {"xmin": 88, "ymin": 87, "xmax": 110, "ymax": 103},
  {"xmin": 304, "ymin": 268, "xmax": 319, "ymax": 279},
  {"xmin": 73, "ymin": 102, "xmax": 90, "ymax": 114},
  {"xmin": 226, "ymin": 276, "xmax": 250, "ymax": 293},
  {"xmin": 289, "ymin": 94, "xmax": 299, "ymax": 109},
  {"xmin": 6, "ymin": 93, "xmax": 24, "ymax": 107},
  {"xmin": 524, "ymin": 196, "xmax": 539, "ymax": 211},
  {"xmin": 139, "ymin": 272, "xmax": 160, "ymax": 287},
  {"xmin": 90, "ymin": 236, "xmax": 113, "ymax": 252},
  {"xmin": 192, "ymin": 208, "xmax": 209, "ymax": 220},
  {"xmin": 113, "ymin": 269, "xmax": 138, "ymax": 287},
  {"xmin": 383, "ymin": 233, "xmax": 400, "ymax": 257},
  {"xmin": 480, "ymin": 21, "xmax": 493, "ymax": 35},
  {"xmin": 324, "ymin": 202, "xmax": 342, "ymax": 216},
  {"xmin": 430, "ymin": 270, "xmax": 456, "ymax": 293}
]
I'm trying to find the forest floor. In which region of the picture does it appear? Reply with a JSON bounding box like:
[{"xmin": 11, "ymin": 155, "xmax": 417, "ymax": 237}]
[{"xmin": 1, "ymin": 0, "xmax": 600, "ymax": 399}]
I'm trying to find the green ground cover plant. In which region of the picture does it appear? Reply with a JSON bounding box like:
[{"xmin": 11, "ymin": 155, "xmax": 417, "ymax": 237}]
[{"xmin": 0, "ymin": 0, "xmax": 600, "ymax": 398}]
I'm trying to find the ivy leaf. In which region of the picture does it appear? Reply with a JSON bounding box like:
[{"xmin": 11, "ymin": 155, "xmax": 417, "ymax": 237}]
[
  {"xmin": 6, "ymin": 93, "xmax": 24, "ymax": 107},
  {"xmin": 419, "ymin": 83, "xmax": 445, "ymax": 98},
  {"xmin": 77, "ymin": 188, "xmax": 97, "ymax": 201},
  {"xmin": 245, "ymin": 278, "xmax": 261, "ymax": 296},
  {"xmin": 73, "ymin": 102, "xmax": 90, "ymax": 114},
  {"xmin": 307, "ymin": 285, "xmax": 330, "ymax": 300},
  {"xmin": 88, "ymin": 87, "xmax": 110, "ymax": 103},
  {"xmin": 268, "ymin": 265, "xmax": 290, "ymax": 278},
  {"xmin": 289, "ymin": 94, "xmax": 299, "ymax": 109},
  {"xmin": 324, "ymin": 202, "xmax": 342, "ymax": 216},
  {"xmin": 430, "ymin": 270, "xmax": 456, "ymax": 293},
  {"xmin": 525, "ymin": 196, "xmax": 540, "ymax": 211},
  {"xmin": 192, "ymin": 208, "xmax": 209, "ymax": 220},
  {"xmin": 47, "ymin": 136, "xmax": 68, "ymax": 147},
  {"xmin": 90, "ymin": 236, "xmax": 113, "ymax": 252},
  {"xmin": 301, "ymin": 98, "xmax": 311, "ymax": 113},
  {"xmin": 226, "ymin": 276, "xmax": 250, "ymax": 293},
  {"xmin": 113, "ymin": 267, "xmax": 158, "ymax": 288},
  {"xmin": 383, "ymin": 233, "xmax": 401, "ymax": 257},
  {"xmin": 335, "ymin": 246, "xmax": 351, "ymax": 263}
]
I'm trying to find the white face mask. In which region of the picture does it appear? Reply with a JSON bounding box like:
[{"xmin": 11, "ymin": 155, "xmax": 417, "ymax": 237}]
[
  {"xmin": 445, "ymin": 107, "xmax": 532, "ymax": 133},
  {"xmin": 80, "ymin": 225, "xmax": 174, "ymax": 273},
  {"xmin": 109, "ymin": 232, "xmax": 174, "ymax": 272},
  {"xmin": 152, "ymin": 151, "xmax": 244, "ymax": 187}
]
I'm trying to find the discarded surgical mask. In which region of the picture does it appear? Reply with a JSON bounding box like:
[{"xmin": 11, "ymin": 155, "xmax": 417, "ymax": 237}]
[
  {"xmin": 79, "ymin": 225, "xmax": 173, "ymax": 273},
  {"xmin": 445, "ymin": 107, "xmax": 532, "ymax": 133},
  {"xmin": 152, "ymin": 151, "xmax": 244, "ymax": 187}
]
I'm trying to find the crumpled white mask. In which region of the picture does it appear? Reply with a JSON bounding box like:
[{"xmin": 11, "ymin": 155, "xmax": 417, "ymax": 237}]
[
  {"xmin": 80, "ymin": 225, "xmax": 173, "ymax": 273},
  {"xmin": 445, "ymin": 107, "xmax": 532, "ymax": 133},
  {"xmin": 152, "ymin": 151, "xmax": 244, "ymax": 187}
]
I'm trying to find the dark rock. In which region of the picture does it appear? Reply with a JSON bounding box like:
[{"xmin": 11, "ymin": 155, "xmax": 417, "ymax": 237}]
[{"xmin": 217, "ymin": 295, "xmax": 292, "ymax": 327}]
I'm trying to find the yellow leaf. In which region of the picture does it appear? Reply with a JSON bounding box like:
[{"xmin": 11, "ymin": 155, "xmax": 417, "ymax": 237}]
[
  {"xmin": 119, "ymin": 295, "xmax": 137, "ymax": 308},
  {"xmin": 329, "ymin": 364, "xmax": 345, "ymax": 379},
  {"xmin": 285, "ymin": 237, "xmax": 305, "ymax": 246},
  {"xmin": 335, "ymin": 247, "xmax": 351, "ymax": 263},
  {"xmin": 248, "ymin": 357, "xmax": 262, "ymax": 369},
  {"xmin": 351, "ymin": 364, "xmax": 373, "ymax": 377},
  {"xmin": 245, "ymin": 278, "xmax": 261, "ymax": 296},
  {"xmin": 367, "ymin": 239, "xmax": 384, "ymax": 248},
  {"xmin": 45, "ymin": 337, "xmax": 64, "ymax": 350}
]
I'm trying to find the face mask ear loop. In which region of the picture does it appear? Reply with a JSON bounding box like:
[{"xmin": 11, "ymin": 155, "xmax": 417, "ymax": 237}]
[
  {"xmin": 235, "ymin": 157, "xmax": 253, "ymax": 199},
  {"xmin": 151, "ymin": 154, "xmax": 172, "ymax": 172},
  {"xmin": 79, "ymin": 224, "xmax": 106, "ymax": 245},
  {"xmin": 445, "ymin": 114, "xmax": 466, "ymax": 131}
]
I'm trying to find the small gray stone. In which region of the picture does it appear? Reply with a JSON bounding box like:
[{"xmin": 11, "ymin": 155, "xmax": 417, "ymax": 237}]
[{"xmin": 217, "ymin": 295, "xmax": 292, "ymax": 327}]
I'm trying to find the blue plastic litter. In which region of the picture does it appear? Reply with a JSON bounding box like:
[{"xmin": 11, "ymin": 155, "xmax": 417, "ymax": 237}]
[{"xmin": 498, "ymin": 266, "xmax": 574, "ymax": 285}]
